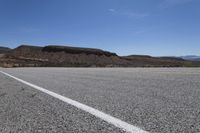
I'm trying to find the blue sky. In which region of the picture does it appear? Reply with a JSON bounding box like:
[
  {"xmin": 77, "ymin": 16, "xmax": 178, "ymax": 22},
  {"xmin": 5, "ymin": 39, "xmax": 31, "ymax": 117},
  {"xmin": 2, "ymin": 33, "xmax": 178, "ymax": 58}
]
[{"xmin": 0, "ymin": 0, "xmax": 199, "ymax": 56}]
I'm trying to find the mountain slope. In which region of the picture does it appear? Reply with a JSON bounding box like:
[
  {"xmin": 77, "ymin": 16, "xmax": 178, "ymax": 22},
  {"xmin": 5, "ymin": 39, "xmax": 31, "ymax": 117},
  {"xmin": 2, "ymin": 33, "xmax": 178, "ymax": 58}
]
[
  {"xmin": 1, "ymin": 45, "xmax": 129, "ymax": 67},
  {"xmin": 1, "ymin": 45, "xmax": 200, "ymax": 67},
  {"xmin": 0, "ymin": 46, "xmax": 11, "ymax": 54}
]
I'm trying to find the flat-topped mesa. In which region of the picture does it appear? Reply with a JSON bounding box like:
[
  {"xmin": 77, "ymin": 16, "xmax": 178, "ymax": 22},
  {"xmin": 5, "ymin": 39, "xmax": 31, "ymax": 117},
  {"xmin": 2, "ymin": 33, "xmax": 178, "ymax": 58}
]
[
  {"xmin": 2, "ymin": 44, "xmax": 122, "ymax": 67},
  {"xmin": 12, "ymin": 45, "xmax": 117, "ymax": 57},
  {"xmin": 42, "ymin": 45, "xmax": 117, "ymax": 57}
]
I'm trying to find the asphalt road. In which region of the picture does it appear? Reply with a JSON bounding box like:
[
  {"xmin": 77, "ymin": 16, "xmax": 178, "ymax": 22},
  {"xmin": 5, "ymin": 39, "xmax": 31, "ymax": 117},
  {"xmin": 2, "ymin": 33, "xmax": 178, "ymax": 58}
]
[{"xmin": 0, "ymin": 68, "xmax": 200, "ymax": 133}]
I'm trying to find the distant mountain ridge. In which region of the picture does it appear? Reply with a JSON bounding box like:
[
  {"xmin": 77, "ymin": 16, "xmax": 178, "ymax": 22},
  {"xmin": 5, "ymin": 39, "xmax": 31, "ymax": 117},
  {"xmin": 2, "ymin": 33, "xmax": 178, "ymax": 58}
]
[
  {"xmin": 180, "ymin": 55, "xmax": 200, "ymax": 61},
  {"xmin": 0, "ymin": 44, "xmax": 200, "ymax": 67},
  {"xmin": 159, "ymin": 56, "xmax": 185, "ymax": 61}
]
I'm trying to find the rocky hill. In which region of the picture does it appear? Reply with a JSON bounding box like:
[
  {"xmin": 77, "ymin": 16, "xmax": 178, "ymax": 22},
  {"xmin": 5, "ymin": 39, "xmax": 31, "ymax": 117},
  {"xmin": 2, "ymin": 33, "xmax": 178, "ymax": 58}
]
[
  {"xmin": 1, "ymin": 45, "xmax": 129, "ymax": 67},
  {"xmin": 0, "ymin": 45, "xmax": 200, "ymax": 67},
  {"xmin": 0, "ymin": 46, "xmax": 11, "ymax": 54}
]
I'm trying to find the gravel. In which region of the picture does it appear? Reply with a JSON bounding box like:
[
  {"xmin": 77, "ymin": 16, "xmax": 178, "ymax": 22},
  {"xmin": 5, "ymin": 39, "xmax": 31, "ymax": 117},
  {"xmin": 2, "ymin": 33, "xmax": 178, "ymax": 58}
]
[
  {"xmin": 1, "ymin": 67, "xmax": 200, "ymax": 132},
  {"xmin": 0, "ymin": 72, "xmax": 125, "ymax": 133}
]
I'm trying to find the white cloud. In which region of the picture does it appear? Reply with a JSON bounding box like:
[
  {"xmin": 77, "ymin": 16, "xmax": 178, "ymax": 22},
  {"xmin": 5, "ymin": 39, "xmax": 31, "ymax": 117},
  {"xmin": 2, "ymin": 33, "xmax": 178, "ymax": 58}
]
[
  {"xmin": 108, "ymin": 9, "xmax": 148, "ymax": 18},
  {"xmin": 108, "ymin": 8, "xmax": 116, "ymax": 12}
]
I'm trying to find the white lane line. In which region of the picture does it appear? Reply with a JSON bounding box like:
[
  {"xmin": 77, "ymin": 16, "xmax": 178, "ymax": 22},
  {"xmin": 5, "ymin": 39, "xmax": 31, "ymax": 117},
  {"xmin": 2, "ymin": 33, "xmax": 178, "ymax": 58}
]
[{"xmin": 0, "ymin": 71, "xmax": 148, "ymax": 133}]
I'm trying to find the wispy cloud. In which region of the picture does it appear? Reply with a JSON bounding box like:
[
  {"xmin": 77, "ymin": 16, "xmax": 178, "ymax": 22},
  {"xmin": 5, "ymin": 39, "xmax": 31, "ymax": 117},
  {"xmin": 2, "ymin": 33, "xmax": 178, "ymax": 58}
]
[
  {"xmin": 159, "ymin": 0, "xmax": 193, "ymax": 8},
  {"xmin": 108, "ymin": 9, "xmax": 116, "ymax": 12},
  {"xmin": 108, "ymin": 8, "xmax": 148, "ymax": 18}
]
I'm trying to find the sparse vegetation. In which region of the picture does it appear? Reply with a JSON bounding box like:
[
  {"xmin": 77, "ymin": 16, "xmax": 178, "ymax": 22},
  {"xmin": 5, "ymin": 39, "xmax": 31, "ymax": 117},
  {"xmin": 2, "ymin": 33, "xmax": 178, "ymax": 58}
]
[{"xmin": 0, "ymin": 45, "xmax": 200, "ymax": 67}]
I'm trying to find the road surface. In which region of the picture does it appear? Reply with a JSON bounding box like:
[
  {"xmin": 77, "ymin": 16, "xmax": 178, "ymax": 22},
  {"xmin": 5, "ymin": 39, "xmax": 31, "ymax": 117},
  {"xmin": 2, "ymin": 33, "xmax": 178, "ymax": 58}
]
[{"xmin": 0, "ymin": 68, "xmax": 200, "ymax": 132}]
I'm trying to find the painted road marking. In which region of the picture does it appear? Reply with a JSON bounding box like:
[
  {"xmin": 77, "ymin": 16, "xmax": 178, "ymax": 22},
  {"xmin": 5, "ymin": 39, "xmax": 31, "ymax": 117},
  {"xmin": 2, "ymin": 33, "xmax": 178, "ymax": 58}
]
[{"xmin": 0, "ymin": 71, "xmax": 148, "ymax": 133}]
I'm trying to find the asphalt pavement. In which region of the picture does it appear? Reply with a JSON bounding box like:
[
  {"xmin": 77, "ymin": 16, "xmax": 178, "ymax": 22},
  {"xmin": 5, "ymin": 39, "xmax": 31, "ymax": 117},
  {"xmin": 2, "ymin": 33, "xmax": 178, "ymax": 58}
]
[{"xmin": 1, "ymin": 68, "xmax": 200, "ymax": 133}]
